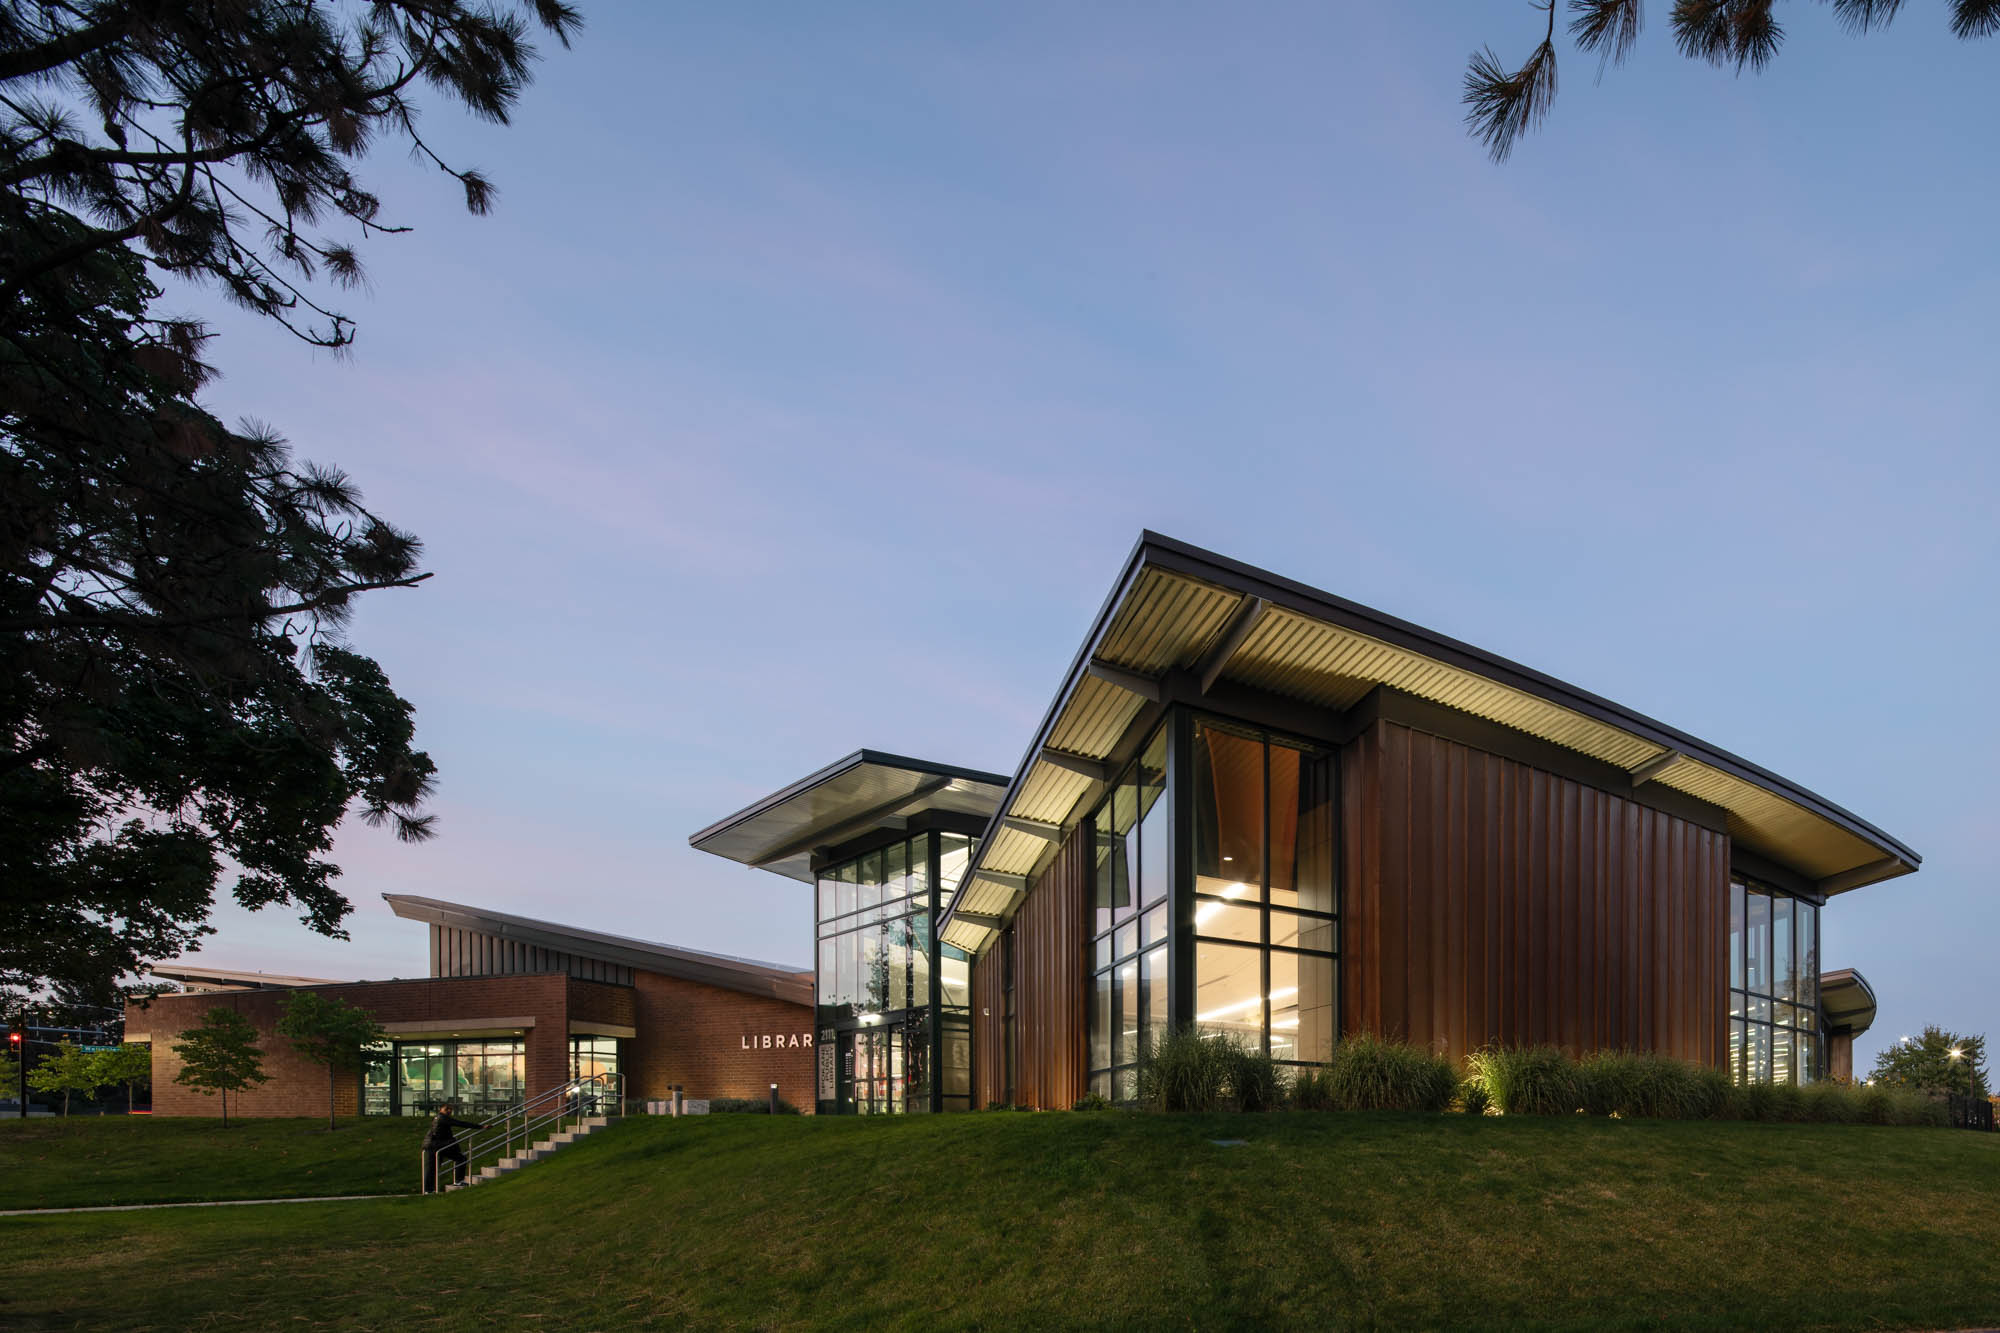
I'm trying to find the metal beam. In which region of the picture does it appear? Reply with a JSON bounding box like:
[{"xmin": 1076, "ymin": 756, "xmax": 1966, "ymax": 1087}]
[
  {"xmin": 951, "ymin": 911, "xmax": 1004, "ymax": 932},
  {"xmin": 1001, "ymin": 815, "xmax": 1062, "ymax": 842},
  {"xmin": 1627, "ymin": 750, "xmax": 1684, "ymax": 788},
  {"xmin": 1817, "ymin": 857, "xmax": 1907, "ymax": 897},
  {"xmin": 971, "ymin": 868, "xmax": 1029, "ymax": 893},
  {"xmin": 1197, "ymin": 595, "xmax": 1266, "ymax": 694},
  {"xmin": 1085, "ymin": 658, "xmax": 1163, "ymax": 703},
  {"xmin": 750, "ymin": 777, "xmax": 946, "ymax": 868},
  {"xmin": 1037, "ymin": 747, "xmax": 1112, "ymax": 784}
]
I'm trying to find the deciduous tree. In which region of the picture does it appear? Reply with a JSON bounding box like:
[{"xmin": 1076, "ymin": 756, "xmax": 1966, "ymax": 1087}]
[
  {"xmin": 277, "ymin": 990, "xmax": 382, "ymax": 1130},
  {"xmin": 93, "ymin": 1041, "xmax": 152, "ymax": 1113},
  {"xmin": 1466, "ymin": 1, "xmax": 2000, "ymax": 162},
  {"xmin": 27, "ymin": 1038, "xmax": 102, "ymax": 1115},
  {"xmin": 1866, "ymin": 1025, "xmax": 1988, "ymax": 1098},
  {"xmin": 171, "ymin": 1006, "xmax": 267, "ymax": 1126}
]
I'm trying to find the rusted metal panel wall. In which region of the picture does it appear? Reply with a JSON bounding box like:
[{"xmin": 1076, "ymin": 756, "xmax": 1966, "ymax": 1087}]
[
  {"xmin": 968, "ymin": 823, "xmax": 1090, "ymax": 1110},
  {"xmin": 971, "ymin": 942, "xmax": 1006, "ymax": 1108},
  {"xmin": 1014, "ymin": 825, "xmax": 1089, "ymax": 1111},
  {"xmin": 1342, "ymin": 720, "xmax": 1728, "ymax": 1067}
]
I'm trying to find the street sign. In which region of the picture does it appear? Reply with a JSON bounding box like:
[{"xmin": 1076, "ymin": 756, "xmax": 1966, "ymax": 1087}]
[{"xmin": 81, "ymin": 1045, "xmax": 117, "ymax": 1053}]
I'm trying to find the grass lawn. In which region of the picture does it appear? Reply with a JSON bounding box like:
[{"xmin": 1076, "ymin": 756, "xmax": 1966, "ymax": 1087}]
[
  {"xmin": 0, "ymin": 1116, "xmax": 425, "ymax": 1208},
  {"xmin": 2, "ymin": 1111, "xmax": 1997, "ymax": 1331}
]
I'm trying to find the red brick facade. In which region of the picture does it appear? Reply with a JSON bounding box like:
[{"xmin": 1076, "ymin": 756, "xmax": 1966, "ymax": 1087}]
[
  {"xmin": 128, "ymin": 966, "xmax": 810, "ymax": 1118},
  {"xmin": 626, "ymin": 970, "xmax": 813, "ymax": 1108}
]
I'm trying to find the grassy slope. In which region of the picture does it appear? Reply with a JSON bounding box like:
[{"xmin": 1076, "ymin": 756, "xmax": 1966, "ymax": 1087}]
[
  {"xmin": 0, "ymin": 1117, "xmax": 421, "ymax": 1208},
  {"xmin": 3, "ymin": 1112, "xmax": 1998, "ymax": 1331}
]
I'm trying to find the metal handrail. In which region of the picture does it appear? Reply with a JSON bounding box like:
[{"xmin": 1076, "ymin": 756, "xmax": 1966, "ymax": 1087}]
[{"xmin": 422, "ymin": 1071, "xmax": 624, "ymax": 1194}]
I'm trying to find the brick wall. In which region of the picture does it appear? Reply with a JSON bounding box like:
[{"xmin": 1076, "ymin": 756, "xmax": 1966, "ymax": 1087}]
[
  {"xmin": 128, "ymin": 968, "xmax": 813, "ymax": 1117},
  {"xmin": 625, "ymin": 971, "xmax": 813, "ymax": 1109},
  {"xmin": 129, "ymin": 974, "xmax": 574, "ymax": 1119}
]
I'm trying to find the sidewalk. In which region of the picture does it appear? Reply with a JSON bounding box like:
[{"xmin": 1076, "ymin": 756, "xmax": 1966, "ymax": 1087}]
[{"xmin": 0, "ymin": 1193, "xmax": 405, "ymax": 1217}]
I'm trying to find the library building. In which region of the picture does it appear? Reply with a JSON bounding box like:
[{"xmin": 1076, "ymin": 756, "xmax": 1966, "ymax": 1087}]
[
  {"xmin": 691, "ymin": 533, "xmax": 1912, "ymax": 1111},
  {"xmin": 135, "ymin": 534, "xmax": 1910, "ymax": 1118}
]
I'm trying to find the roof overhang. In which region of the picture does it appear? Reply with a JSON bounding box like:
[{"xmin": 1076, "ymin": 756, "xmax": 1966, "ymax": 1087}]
[
  {"xmin": 1820, "ymin": 968, "xmax": 1879, "ymax": 1037},
  {"xmin": 689, "ymin": 750, "xmax": 1007, "ymax": 883},
  {"xmin": 146, "ymin": 964, "xmax": 347, "ymax": 991},
  {"xmin": 384, "ymin": 894, "xmax": 813, "ymax": 1007},
  {"xmin": 940, "ymin": 532, "xmax": 1921, "ymax": 954}
]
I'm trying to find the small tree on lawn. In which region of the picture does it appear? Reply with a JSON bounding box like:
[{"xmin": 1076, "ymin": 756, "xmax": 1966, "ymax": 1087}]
[
  {"xmin": 277, "ymin": 992, "xmax": 384, "ymax": 1131},
  {"xmin": 28, "ymin": 1042, "xmax": 104, "ymax": 1117},
  {"xmin": 173, "ymin": 1009, "xmax": 269, "ymax": 1127},
  {"xmin": 94, "ymin": 1044, "xmax": 154, "ymax": 1115}
]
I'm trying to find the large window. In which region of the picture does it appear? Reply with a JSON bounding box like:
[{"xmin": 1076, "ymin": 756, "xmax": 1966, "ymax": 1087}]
[
  {"xmin": 815, "ymin": 830, "xmax": 976, "ymax": 1113},
  {"xmin": 1729, "ymin": 879, "xmax": 1821, "ymax": 1085},
  {"xmin": 362, "ymin": 1038, "xmax": 525, "ymax": 1117},
  {"xmin": 1088, "ymin": 727, "xmax": 1170, "ymax": 1102},
  {"xmin": 1191, "ymin": 720, "xmax": 1337, "ymax": 1071}
]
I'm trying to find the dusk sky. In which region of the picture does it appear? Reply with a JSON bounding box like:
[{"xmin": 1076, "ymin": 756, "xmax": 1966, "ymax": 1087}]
[{"xmin": 175, "ymin": 3, "xmax": 1994, "ymax": 1073}]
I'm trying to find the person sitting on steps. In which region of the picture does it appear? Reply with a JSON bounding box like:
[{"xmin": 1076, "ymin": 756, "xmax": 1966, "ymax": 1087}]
[{"xmin": 423, "ymin": 1101, "xmax": 483, "ymax": 1190}]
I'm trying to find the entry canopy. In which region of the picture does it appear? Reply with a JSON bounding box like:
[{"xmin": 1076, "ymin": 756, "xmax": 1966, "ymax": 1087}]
[
  {"xmin": 689, "ymin": 750, "xmax": 1009, "ymax": 884},
  {"xmin": 940, "ymin": 532, "xmax": 1921, "ymax": 954},
  {"xmin": 1819, "ymin": 968, "xmax": 1879, "ymax": 1037}
]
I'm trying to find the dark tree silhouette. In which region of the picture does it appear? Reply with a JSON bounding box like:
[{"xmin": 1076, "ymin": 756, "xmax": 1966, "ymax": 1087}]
[
  {"xmin": 1466, "ymin": 1, "xmax": 2000, "ymax": 162},
  {"xmin": 2, "ymin": 1, "xmax": 580, "ymax": 1003}
]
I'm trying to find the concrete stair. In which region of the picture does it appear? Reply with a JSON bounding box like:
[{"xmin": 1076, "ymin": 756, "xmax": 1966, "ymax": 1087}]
[{"xmin": 447, "ymin": 1115, "xmax": 611, "ymax": 1191}]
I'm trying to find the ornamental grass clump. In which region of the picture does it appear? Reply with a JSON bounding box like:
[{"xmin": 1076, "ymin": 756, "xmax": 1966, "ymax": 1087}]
[
  {"xmin": 1290, "ymin": 1066, "xmax": 1337, "ymax": 1112},
  {"xmin": 1228, "ymin": 1045, "xmax": 1286, "ymax": 1112},
  {"xmin": 1798, "ymin": 1080, "xmax": 1864, "ymax": 1124},
  {"xmin": 1136, "ymin": 1027, "xmax": 1235, "ymax": 1112},
  {"xmin": 1466, "ymin": 1045, "xmax": 1582, "ymax": 1116},
  {"xmin": 1577, "ymin": 1051, "xmax": 1724, "ymax": 1119},
  {"xmin": 1318, "ymin": 1034, "xmax": 1457, "ymax": 1112}
]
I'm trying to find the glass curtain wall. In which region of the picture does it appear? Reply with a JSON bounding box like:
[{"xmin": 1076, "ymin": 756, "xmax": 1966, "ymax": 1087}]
[
  {"xmin": 1729, "ymin": 879, "xmax": 1821, "ymax": 1084},
  {"xmin": 815, "ymin": 830, "xmax": 975, "ymax": 1113},
  {"xmin": 1087, "ymin": 727, "xmax": 1170, "ymax": 1102},
  {"xmin": 938, "ymin": 831, "xmax": 975, "ymax": 1111},
  {"xmin": 1190, "ymin": 719, "xmax": 1338, "ymax": 1073}
]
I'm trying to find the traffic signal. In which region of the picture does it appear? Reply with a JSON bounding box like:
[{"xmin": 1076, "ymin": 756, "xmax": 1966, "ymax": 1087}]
[{"xmin": 5, "ymin": 1030, "xmax": 18, "ymax": 1049}]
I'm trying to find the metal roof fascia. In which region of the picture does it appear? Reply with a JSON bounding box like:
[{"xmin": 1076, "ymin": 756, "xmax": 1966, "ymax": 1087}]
[
  {"xmin": 687, "ymin": 749, "xmax": 1010, "ymax": 851},
  {"xmin": 940, "ymin": 535, "xmax": 1161, "ymax": 942},
  {"xmin": 1137, "ymin": 533, "xmax": 1921, "ymax": 873},
  {"xmin": 383, "ymin": 894, "xmax": 811, "ymax": 1003},
  {"xmin": 943, "ymin": 532, "xmax": 1920, "ymax": 938}
]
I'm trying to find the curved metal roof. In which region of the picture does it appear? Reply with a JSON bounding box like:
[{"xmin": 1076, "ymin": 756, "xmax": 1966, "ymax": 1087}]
[
  {"xmin": 940, "ymin": 532, "xmax": 1921, "ymax": 953},
  {"xmin": 689, "ymin": 749, "xmax": 1008, "ymax": 884},
  {"xmin": 1820, "ymin": 968, "xmax": 1879, "ymax": 1037}
]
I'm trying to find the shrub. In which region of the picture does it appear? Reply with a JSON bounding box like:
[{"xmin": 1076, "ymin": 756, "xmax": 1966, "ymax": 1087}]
[
  {"xmin": 1315, "ymin": 1034, "xmax": 1457, "ymax": 1112},
  {"xmin": 708, "ymin": 1096, "xmax": 801, "ymax": 1115},
  {"xmin": 1137, "ymin": 1028, "xmax": 1236, "ymax": 1112},
  {"xmin": 1467, "ymin": 1045, "xmax": 1582, "ymax": 1116},
  {"xmin": 1577, "ymin": 1051, "xmax": 1722, "ymax": 1119},
  {"xmin": 1072, "ymin": 1092, "xmax": 1112, "ymax": 1112},
  {"xmin": 1457, "ymin": 1078, "xmax": 1492, "ymax": 1116}
]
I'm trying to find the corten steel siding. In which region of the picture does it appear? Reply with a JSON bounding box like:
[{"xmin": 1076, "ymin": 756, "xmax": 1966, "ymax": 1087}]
[
  {"xmin": 971, "ymin": 939, "xmax": 1007, "ymax": 1107},
  {"xmin": 622, "ymin": 970, "xmax": 814, "ymax": 1109},
  {"xmin": 1341, "ymin": 720, "xmax": 1730, "ymax": 1066},
  {"xmin": 430, "ymin": 924, "xmax": 634, "ymax": 985},
  {"xmin": 131, "ymin": 973, "xmax": 578, "ymax": 1118},
  {"xmin": 971, "ymin": 824, "xmax": 1091, "ymax": 1110}
]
